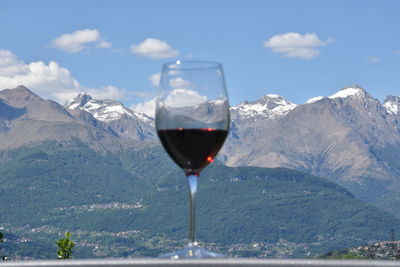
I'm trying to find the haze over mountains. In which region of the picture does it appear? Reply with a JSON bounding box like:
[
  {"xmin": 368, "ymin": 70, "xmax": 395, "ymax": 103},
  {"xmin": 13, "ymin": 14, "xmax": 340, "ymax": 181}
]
[{"xmin": 2, "ymin": 84, "xmax": 400, "ymax": 258}]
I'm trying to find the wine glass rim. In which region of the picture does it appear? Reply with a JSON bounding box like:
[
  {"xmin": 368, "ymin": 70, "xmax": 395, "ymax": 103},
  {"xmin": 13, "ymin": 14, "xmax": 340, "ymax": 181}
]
[{"xmin": 163, "ymin": 60, "xmax": 222, "ymax": 70}]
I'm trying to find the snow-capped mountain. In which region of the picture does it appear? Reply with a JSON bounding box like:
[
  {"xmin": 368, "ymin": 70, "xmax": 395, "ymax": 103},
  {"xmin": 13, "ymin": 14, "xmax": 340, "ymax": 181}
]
[
  {"xmin": 66, "ymin": 93, "xmax": 155, "ymax": 141},
  {"xmin": 306, "ymin": 96, "xmax": 325, "ymax": 104},
  {"xmin": 5, "ymin": 84, "xmax": 400, "ymax": 207},
  {"xmin": 230, "ymin": 94, "xmax": 297, "ymax": 121},
  {"xmin": 222, "ymin": 84, "xmax": 400, "ymax": 202},
  {"xmin": 66, "ymin": 93, "xmax": 153, "ymax": 123},
  {"xmin": 383, "ymin": 95, "xmax": 400, "ymax": 115},
  {"xmin": 306, "ymin": 85, "xmax": 373, "ymax": 104},
  {"xmin": 328, "ymin": 84, "xmax": 369, "ymax": 99},
  {"xmin": 230, "ymin": 84, "xmax": 377, "ymax": 123},
  {"xmin": 0, "ymin": 86, "xmax": 132, "ymax": 150}
]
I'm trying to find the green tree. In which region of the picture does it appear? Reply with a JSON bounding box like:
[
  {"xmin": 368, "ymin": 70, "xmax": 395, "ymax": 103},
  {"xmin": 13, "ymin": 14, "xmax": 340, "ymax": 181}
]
[
  {"xmin": 0, "ymin": 231, "xmax": 6, "ymax": 261},
  {"xmin": 57, "ymin": 232, "xmax": 74, "ymax": 259}
]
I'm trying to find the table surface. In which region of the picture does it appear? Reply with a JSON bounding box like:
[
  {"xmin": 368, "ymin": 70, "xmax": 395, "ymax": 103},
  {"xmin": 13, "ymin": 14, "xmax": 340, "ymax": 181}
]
[{"xmin": 1, "ymin": 259, "xmax": 400, "ymax": 267}]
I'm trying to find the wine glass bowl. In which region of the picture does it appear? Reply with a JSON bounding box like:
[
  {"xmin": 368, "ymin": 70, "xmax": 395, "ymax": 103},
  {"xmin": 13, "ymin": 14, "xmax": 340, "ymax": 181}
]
[{"xmin": 156, "ymin": 60, "xmax": 230, "ymax": 258}]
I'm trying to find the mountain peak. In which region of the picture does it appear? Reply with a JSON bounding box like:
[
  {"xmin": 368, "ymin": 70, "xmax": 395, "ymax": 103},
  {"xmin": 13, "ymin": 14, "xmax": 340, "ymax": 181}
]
[
  {"xmin": 384, "ymin": 95, "xmax": 400, "ymax": 103},
  {"xmin": 383, "ymin": 95, "xmax": 400, "ymax": 114},
  {"xmin": 329, "ymin": 84, "xmax": 367, "ymax": 99},
  {"xmin": 231, "ymin": 94, "xmax": 297, "ymax": 120},
  {"xmin": 14, "ymin": 85, "xmax": 34, "ymax": 92},
  {"xmin": 256, "ymin": 94, "xmax": 286, "ymax": 104},
  {"xmin": 2, "ymin": 85, "xmax": 39, "ymax": 98},
  {"xmin": 65, "ymin": 93, "xmax": 92, "ymax": 109},
  {"xmin": 0, "ymin": 85, "xmax": 43, "ymax": 109},
  {"xmin": 66, "ymin": 94, "xmax": 152, "ymax": 123}
]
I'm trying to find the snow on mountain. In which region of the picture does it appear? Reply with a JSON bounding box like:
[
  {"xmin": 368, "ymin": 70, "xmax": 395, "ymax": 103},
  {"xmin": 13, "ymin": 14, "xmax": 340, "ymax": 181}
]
[
  {"xmin": 306, "ymin": 96, "xmax": 325, "ymax": 104},
  {"xmin": 383, "ymin": 95, "xmax": 400, "ymax": 115},
  {"xmin": 231, "ymin": 94, "xmax": 297, "ymax": 120},
  {"xmin": 304, "ymin": 85, "xmax": 375, "ymax": 105},
  {"xmin": 329, "ymin": 84, "xmax": 367, "ymax": 99},
  {"xmin": 66, "ymin": 93, "xmax": 93, "ymax": 110},
  {"xmin": 66, "ymin": 93, "xmax": 152, "ymax": 123}
]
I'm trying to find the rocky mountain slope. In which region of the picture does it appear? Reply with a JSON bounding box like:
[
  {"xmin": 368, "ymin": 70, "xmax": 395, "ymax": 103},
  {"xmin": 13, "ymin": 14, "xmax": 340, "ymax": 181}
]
[
  {"xmin": 0, "ymin": 86, "xmax": 155, "ymax": 151},
  {"xmin": 65, "ymin": 93, "xmax": 155, "ymax": 141},
  {"xmin": 4, "ymin": 85, "xmax": 400, "ymax": 203},
  {"xmin": 3, "ymin": 84, "xmax": 400, "ymax": 202},
  {"xmin": 222, "ymin": 85, "xmax": 400, "ymax": 201},
  {"xmin": 230, "ymin": 94, "xmax": 297, "ymax": 121}
]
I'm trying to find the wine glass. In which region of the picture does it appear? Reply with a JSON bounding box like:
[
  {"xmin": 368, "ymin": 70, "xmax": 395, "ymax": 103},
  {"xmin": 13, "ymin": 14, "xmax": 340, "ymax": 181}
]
[{"xmin": 156, "ymin": 60, "xmax": 230, "ymax": 258}]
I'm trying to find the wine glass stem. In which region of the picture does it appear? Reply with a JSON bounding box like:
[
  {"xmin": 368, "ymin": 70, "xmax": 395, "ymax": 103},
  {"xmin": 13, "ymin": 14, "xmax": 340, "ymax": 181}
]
[{"xmin": 187, "ymin": 174, "xmax": 198, "ymax": 245}]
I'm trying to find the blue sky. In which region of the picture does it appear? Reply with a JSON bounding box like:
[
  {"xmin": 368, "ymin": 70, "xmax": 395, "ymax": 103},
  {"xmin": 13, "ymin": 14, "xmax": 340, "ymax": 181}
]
[{"xmin": 1, "ymin": 0, "xmax": 400, "ymax": 116}]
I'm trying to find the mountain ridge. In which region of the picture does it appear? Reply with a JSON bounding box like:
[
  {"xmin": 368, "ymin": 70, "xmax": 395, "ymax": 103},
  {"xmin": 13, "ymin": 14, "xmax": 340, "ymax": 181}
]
[
  {"xmin": 0, "ymin": 86, "xmax": 156, "ymax": 151},
  {"xmin": 3, "ymin": 85, "xmax": 400, "ymax": 204},
  {"xmin": 230, "ymin": 94, "xmax": 297, "ymax": 121},
  {"xmin": 66, "ymin": 92, "xmax": 153, "ymax": 123},
  {"xmin": 2, "ymin": 85, "xmax": 400, "ymax": 258},
  {"xmin": 218, "ymin": 84, "xmax": 400, "ymax": 203},
  {"xmin": 222, "ymin": 90, "xmax": 400, "ymax": 201}
]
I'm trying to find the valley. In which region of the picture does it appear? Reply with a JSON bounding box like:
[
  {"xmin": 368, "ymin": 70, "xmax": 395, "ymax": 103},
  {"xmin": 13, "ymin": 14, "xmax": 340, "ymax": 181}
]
[{"xmin": 1, "ymin": 85, "xmax": 400, "ymax": 259}]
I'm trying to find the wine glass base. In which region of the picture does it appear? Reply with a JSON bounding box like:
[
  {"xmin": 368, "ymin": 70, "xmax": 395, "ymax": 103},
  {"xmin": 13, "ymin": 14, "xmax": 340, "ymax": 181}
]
[{"xmin": 159, "ymin": 245, "xmax": 226, "ymax": 259}]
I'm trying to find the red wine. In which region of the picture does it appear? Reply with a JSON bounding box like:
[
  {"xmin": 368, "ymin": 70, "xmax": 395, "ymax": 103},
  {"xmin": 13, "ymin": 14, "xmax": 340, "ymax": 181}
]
[{"xmin": 157, "ymin": 128, "xmax": 228, "ymax": 175}]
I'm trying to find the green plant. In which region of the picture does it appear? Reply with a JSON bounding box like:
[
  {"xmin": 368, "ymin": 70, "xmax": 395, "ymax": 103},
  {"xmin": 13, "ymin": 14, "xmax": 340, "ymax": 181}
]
[
  {"xmin": 57, "ymin": 232, "xmax": 74, "ymax": 259},
  {"xmin": 0, "ymin": 231, "xmax": 5, "ymax": 261}
]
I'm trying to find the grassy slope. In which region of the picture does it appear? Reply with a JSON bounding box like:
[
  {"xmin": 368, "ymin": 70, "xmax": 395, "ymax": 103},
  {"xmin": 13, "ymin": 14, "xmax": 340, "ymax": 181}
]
[{"xmin": 0, "ymin": 140, "xmax": 399, "ymax": 258}]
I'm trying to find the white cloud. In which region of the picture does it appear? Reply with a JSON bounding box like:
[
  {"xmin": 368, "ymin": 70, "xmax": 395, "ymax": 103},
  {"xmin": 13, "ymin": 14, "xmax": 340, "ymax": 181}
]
[
  {"xmin": 130, "ymin": 98, "xmax": 156, "ymax": 118},
  {"xmin": 149, "ymin": 72, "xmax": 161, "ymax": 87},
  {"xmin": 264, "ymin": 32, "xmax": 328, "ymax": 59},
  {"xmin": 89, "ymin": 85, "xmax": 124, "ymax": 99},
  {"xmin": 0, "ymin": 50, "xmax": 29, "ymax": 76},
  {"xmin": 164, "ymin": 89, "xmax": 207, "ymax": 108},
  {"xmin": 0, "ymin": 49, "xmax": 124, "ymax": 104},
  {"xmin": 169, "ymin": 77, "xmax": 191, "ymax": 89},
  {"xmin": 367, "ymin": 55, "xmax": 381, "ymax": 63},
  {"xmin": 52, "ymin": 29, "xmax": 112, "ymax": 53},
  {"xmin": 96, "ymin": 41, "xmax": 112, "ymax": 49},
  {"xmin": 131, "ymin": 38, "xmax": 178, "ymax": 59}
]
